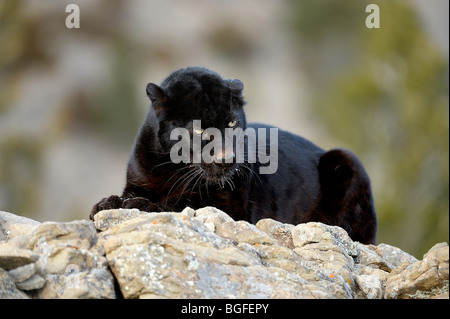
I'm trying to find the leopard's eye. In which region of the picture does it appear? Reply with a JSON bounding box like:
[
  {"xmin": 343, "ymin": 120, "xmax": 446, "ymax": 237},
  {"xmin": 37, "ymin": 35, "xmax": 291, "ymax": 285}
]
[
  {"xmin": 228, "ymin": 120, "xmax": 237, "ymax": 128},
  {"xmin": 193, "ymin": 127, "xmax": 204, "ymax": 135}
]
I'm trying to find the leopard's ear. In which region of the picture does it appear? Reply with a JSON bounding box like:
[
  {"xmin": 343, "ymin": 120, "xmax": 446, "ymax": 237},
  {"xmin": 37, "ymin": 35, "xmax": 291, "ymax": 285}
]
[
  {"xmin": 146, "ymin": 83, "xmax": 167, "ymax": 110},
  {"xmin": 226, "ymin": 79, "xmax": 244, "ymax": 95}
]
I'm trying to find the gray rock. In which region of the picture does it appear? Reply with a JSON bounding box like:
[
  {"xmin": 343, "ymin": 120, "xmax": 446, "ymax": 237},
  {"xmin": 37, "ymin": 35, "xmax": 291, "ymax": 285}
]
[
  {"xmin": 0, "ymin": 244, "xmax": 40, "ymax": 270},
  {"xmin": 385, "ymin": 242, "xmax": 449, "ymax": 299},
  {"xmin": 34, "ymin": 267, "xmax": 115, "ymax": 299},
  {"xmin": 8, "ymin": 262, "xmax": 37, "ymax": 283},
  {"xmin": 0, "ymin": 267, "xmax": 29, "ymax": 299},
  {"xmin": 0, "ymin": 208, "xmax": 447, "ymax": 299},
  {"xmin": 256, "ymin": 218, "xmax": 295, "ymax": 248},
  {"xmin": 15, "ymin": 273, "xmax": 46, "ymax": 291},
  {"xmin": 354, "ymin": 274, "xmax": 384, "ymax": 299},
  {"xmin": 26, "ymin": 219, "xmax": 116, "ymax": 299},
  {"xmin": 96, "ymin": 210, "xmax": 355, "ymax": 298},
  {"xmin": 0, "ymin": 211, "xmax": 40, "ymax": 244},
  {"xmin": 369, "ymin": 243, "xmax": 418, "ymax": 268},
  {"xmin": 353, "ymin": 242, "xmax": 395, "ymax": 272},
  {"xmin": 192, "ymin": 206, "xmax": 234, "ymax": 232},
  {"xmin": 93, "ymin": 208, "xmax": 147, "ymax": 231},
  {"xmin": 291, "ymin": 222, "xmax": 356, "ymax": 284},
  {"xmin": 215, "ymin": 220, "xmax": 277, "ymax": 245}
]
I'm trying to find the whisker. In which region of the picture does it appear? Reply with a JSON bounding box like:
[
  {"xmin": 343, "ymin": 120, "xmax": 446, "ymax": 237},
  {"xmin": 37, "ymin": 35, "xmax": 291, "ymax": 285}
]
[
  {"xmin": 151, "ymin": 161, "xmax": 174, "ymax": 172},
  {"xmin": 165, "ymin": 168, "xmax": 198, "ymax": 206},
  {"xmin": 225, "ymin": 177, "xmax": 235, "ymax": 191},
  {"xmin": 163, "ymin": 165, "xmax": 192, "ymax": 189},
  {"xmin": 189, "ymin": 171, "xmax": 204, "ymax": 201},
  {"xmin": 171, "ymin": 169, "xmax": 201, "ymax": 207}
]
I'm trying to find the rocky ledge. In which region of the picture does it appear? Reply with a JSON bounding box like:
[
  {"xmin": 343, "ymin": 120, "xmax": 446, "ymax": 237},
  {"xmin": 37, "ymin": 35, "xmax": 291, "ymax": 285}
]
[{"xmin": 0, "ymin": 207, "xmax": 448, "ymax": 299}]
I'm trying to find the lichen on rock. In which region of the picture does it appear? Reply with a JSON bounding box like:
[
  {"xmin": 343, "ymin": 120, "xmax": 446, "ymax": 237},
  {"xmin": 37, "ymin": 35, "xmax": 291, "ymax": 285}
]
[{"xmin": 0, "ymin": 208, "xmax": 448, "ymax": 299}]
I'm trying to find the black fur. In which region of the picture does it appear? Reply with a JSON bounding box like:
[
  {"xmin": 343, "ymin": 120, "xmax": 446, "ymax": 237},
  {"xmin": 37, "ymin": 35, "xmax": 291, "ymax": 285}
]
[{"xmin": 90, "ymin": 67, "xmax": 377, "ymax": 244}]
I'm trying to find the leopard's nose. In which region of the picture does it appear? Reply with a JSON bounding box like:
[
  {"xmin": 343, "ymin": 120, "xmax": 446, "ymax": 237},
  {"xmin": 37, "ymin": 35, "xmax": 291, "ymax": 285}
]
[{"xmin": 213, "ymin": 149, "xmax": 235, "ymax": 165}]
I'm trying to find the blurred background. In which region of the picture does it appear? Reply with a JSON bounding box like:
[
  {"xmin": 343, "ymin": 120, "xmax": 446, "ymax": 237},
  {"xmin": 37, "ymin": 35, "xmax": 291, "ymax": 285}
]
[{"xmin": 0, "ymin": 0, "xmax": 448, "ymax": 258}]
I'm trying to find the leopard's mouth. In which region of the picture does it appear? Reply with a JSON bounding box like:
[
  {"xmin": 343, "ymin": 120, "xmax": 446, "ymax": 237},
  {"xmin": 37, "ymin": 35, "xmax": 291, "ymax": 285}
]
[{"xmin": 196, "ymin": 162, "xmax": 241, "ymax": 190}]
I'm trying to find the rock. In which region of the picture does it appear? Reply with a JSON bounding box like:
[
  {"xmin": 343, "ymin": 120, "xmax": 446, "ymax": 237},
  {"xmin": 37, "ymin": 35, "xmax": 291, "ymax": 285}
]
[
  {"xmin": 36, "ymin": 267, "xmax": 115, "ymax": 299},
  {"xmin": 256, "ymin": 218, "xmax": 295, "ymax": 248},
  {"xmin": 0, "ymin": 244, "xmax": 40, "ymax": 270},
  {"xmin": 369, "ymin": 243, "xmax": 418, "ymax": 268},
  {"xmin": 0, "ymin": 211, "xmax": 40, "ymax": 244},
  {"xmin": 354, "ymin": 274, "xmax": 384, "ymax": 299},
  {"xmin": 26, "ymin": 220, "xmax": 116, "ymax": 299},
  {"xmin": 0, "ymin": 267, "xmax": 29, "ymax": 299},
  {"xmin": 291, "ymin": 222, "xmax": 356, "ymax": 286},
  {"xmin": 95, "ymin": 211, "xmax": 265, "ymax": 298},
  {"xmin": 95, "ymin": 210, "xmax": 353, "ymax": 299},
  {"xmin": 8, "ymin": 263, "xmax": 37, "ymax": 283},
  {"xmin": 27, "ymin": 220, "xmax": 101, "ymax": 253},
  {"xmin": 353, "ymin": 242, "xmax": 395, "ymax": 272},
  {"xmin": 93, "ymin": 208, "xmax": 147, "ymax": 231},
  {"xmin": 192, "ymin": 206, "xmax": 234, "ymax": 232},
  {"xmin": 215, "ymin": 220, "xmax": 277, "ymax": 245},
  {"xmin": 424, "ymin": 242, "xmax": 449, "ymax": 281},
  {"xmin": 0, "ymin": 207, "xmax": 447, "ymax": 299},
  {"xmin": 385, "ymin": 242, "xmax": 449, "ymax": 299},
  {"xmin": 15, "ymin": 273, "xmax": 46, "ymax": 291}
]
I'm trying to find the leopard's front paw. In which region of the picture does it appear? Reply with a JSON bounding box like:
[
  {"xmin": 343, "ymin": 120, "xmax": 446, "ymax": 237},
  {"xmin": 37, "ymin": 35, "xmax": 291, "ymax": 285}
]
[
  {"xmin": 89, "ymin": 195, "xmax": 123, "ymax": 220},
  {"xmin": 122, "ymin": 197, "xmax": 159, "ymax": 212}
]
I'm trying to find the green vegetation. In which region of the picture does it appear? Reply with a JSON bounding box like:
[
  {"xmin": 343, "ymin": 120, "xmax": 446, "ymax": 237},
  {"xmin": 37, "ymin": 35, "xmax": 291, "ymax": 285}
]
[{"xmin": 289, "ymin": 0, "xmax": 449, "ymax": 257}]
